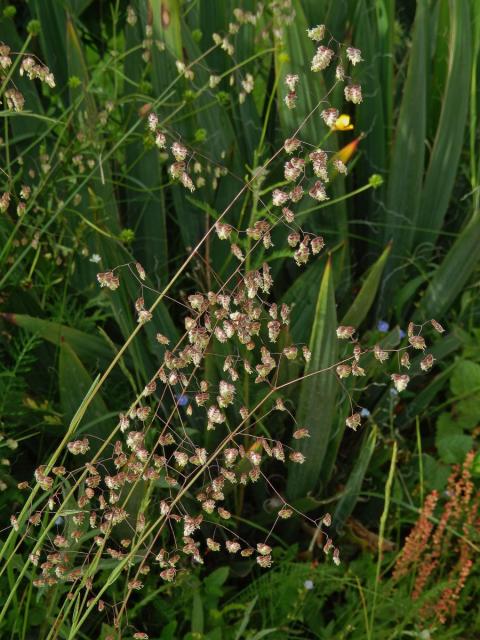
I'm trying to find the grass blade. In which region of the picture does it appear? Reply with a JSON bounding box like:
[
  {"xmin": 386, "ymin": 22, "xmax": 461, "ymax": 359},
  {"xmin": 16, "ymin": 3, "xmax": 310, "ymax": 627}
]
[
  {"xmin": 417, "ymin": 214, "xmax": 480, "ymax": 320},
  {"xmin": 383, "ymin": 0, "xmax": 428, "ymax": 295},
  {"xmin": 287, "ymin": 257, "xmax": 338, "ymax": 499},
  {"xmin": 416, "ymin": 0, "xmax": 472, "ymax": 246},
  {"xmin": 0, "ymin": 313, "xmax": 118, "ymax": 367},
  {"xmin": 333, "ymin": 425, "xmax": 378, "ymax": 532},
  {"xmin": 341, "ymin": 242, "xmax": 391, "ymax": 327}
]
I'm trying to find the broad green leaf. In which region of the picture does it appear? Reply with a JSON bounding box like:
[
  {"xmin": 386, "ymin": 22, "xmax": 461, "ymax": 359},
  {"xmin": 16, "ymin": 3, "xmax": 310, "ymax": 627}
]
[
  {"xmin": 450, "ymin": 360, "xmax": 480, "ymax": 430},
  {"xmin": 159, "ymin": 622, "xmax": 178, "ymax": 640},
  {"xmin": 423, "ymin": 453, "xmax": 450, "ymax": 491},
  {"xmin": 204, "ymin": 567, "xmax": 229, "ymax": 593},
  {"xmin": 435, "ymin": 414, "xmax": 473, "ymax": 464},
  {"xmin": 287, "ymin": 259, "xmax": 338, "ymax": 499},
  {"xmin": 394, "ymin": 273, "xmax": 429, "ymax": 318},
  {"xmin": 66, "ymin": 20, "xmax": 121, "ymax": 235},
  {"xmin": 66, "ymin": 16, "xmax": 97, "ymax": 124}
]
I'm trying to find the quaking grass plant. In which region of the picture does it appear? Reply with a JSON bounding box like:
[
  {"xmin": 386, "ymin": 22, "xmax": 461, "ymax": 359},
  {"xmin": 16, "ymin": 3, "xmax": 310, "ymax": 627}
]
[{"xmin": 0, "ymin": 4, "xmax": 449, "ymax": 638}]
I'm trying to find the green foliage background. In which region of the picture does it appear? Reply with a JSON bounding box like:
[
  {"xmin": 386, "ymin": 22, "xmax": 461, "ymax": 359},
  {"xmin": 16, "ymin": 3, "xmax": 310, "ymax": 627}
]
[{"xmin": 0, "ymin": 0, "xmax": 479, "ymax": 638}]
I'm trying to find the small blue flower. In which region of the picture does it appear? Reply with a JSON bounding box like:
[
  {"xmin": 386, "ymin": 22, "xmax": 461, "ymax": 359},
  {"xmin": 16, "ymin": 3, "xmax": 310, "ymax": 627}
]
[
  {"xmin": 176, "ymin": 393, "xmax": 188, "ymax": 407},
  {"xmin": 55, "ymin": 516, "xmax": 64, "ymax": 526},
  {"xmin": 304, "ymin": 579, "xmax": 314, "ymax": 590},
  {"xmin": 399, "ymin": 329, "xmax": 406, "ymax": 339},
  {"xmin": 377, "ymin": 320, "xmax": 390, "ymax": 333},
  {"xmin": 360, "ymin": 408, "xmax": 370, "ymax": 418}
]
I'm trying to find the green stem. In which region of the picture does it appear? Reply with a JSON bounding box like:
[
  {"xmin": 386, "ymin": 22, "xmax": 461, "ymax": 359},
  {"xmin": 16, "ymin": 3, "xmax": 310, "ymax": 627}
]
[
  {"xmin": 416, "ymin": 416, "xmax": 424, "ymax": 507},
  {"xmin": 369, "ymin": 441, "xmax": 397, "ymax": 637}
]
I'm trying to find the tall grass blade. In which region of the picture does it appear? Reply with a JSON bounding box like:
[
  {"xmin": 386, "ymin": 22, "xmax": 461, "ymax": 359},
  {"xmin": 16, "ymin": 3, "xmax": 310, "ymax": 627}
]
[
  {"xmin": 341, "ymin": 243, "xmax": 391, "ymax": 327},
  {"xmin": 417, "ymin": 215, "xmax": 480, "ymax": 320},
  {"xmin": 383, "ymin": 0, "xmax": 427, "ymax": 295},
  {"xmin": 0, "ymin": 313, "xmax": 117, "ymax": 367},
  {"xmin": 416, "ymin": 0, "xmax": 472, "ymax": 247},
  {"xmin": 333, "ymin": 425, "xmax": 378, "ymax": 532},
  {"xmin": 287, "ymin": 258, "xmax": 338, "ymax": 499},
  {"xmin": 59, "ymin": 341, "xmax": 109, "ymax": 442}
]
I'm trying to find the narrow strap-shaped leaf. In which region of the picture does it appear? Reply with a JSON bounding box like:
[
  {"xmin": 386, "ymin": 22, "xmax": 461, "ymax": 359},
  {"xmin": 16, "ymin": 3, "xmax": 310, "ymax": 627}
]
[
  {"xmin": 353, "ymin": 0, "xmax": 387, "ymax": 182},
  {"xmin": 0, "ymin": 16, "xmax": 44, "ymax": 140},
  {"xmin": 124, "ymin": 15, "xmax": 169, "ymax": 280},
  {"xmin": 66, "ymin": 16, "xmax": 97, "ymax": 123},
  {"xmin": 283, "ymin": 255, "xmax": 327, "ymax": 345},
  {"xmin": 29, "ymin": 0, "xmax": 69, "ymax": 93},
  {"xmin": 416, "ymin": 0, "xmax": 472, "ymax": 247},
  {"xmin": 332, "ymin": 425, "xmax": 378, "ymax": 532},
  {"xmin": 341, "ymin": 242, "xmax": 391, "ymax": 328},
  {"xmin": 320, "ymin": 327, "xmax": 402, "ymax": 487},
  {"xmin": 416, "ymin": 214, "xmax": 480, "ymax": 320},
  {"xmin": 374, "ymin": 0, "xmax": 395, "ymax": 143},
  {"xmin": 287, "ymin": 258, "xmax": 338, "ymax": 499},
  {"xmin": 1, "ymin": 313, "xmax": 117, "ymax": 367},
  {"xmin": 66, "ymin": 0, "xmax": 95, "ymax": 16},
  {"xmin": 276, "ymin": 2, "xmax": 349, "ymax": 282},
  {"xmin": 58, "ymin": 342, "xmax": 110, "ymax": 445},
  {"xmin": 383, "ymin": 0, "xmax": 428, "ymax": 292}
]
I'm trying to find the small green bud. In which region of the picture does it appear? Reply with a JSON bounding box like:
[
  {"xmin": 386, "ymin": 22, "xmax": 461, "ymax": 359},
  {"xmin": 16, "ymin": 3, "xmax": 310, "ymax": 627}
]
[
  {"xmin": 119, "ymin": 228, "xmax": 135, "ymax": 245},
  {"xmin": 68, "ymin": 76, "xmax": 81, "ymax": 89},
  {"xmin": 192, "ymin": 29, "xmax": 202, "ymax": 43},
  {"xmin": 194, "ymin": 128, "xmax": 207, "ymax": 143},
  {"xmin": 3, "ymin": 5, "xmax": 17, "ymax": 18},
  {"xmin": 368, "ymin": 174, "xmax": 384, "ymax": 189},
  {"xmin": 216, "ymin": 91, "xmax": 230, "ymax": 106},
  {"xmin": 139, "ymin": 80, "xmax": 152, "ymax": 94},
  {"xmin": 182, "ymin": 89, "xmax": 195, "ymax": 102},
  {"xmin": 27, "ymin": 19, "xmax": 41, "ymax": 36},
  {"xmin": 143, "ymin": 135, "xmax": 155, "ymax": 150}
]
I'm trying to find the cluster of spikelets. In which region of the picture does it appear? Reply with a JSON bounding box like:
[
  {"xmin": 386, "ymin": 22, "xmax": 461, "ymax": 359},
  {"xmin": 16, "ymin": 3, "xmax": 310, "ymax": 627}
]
[
  {"xmin": 20, "ymin": 251, "xmax": 445, "ymax": 611},
  {"xmin": 283, "ymin": 23, "xmax": 363, "ymax": 112},
  {"xmin": 4, "ymin": 11, "xmax": 447, "ymax": 639},
  {"xmin": 0, "ymin": 44, "xmax": 55, "ymax": 112},
  {"xmin": 0, "ymin": 44, "xmax": 54, "ymax": 219},
  {"xmin": 393, "ymin": 451, "xmax": 478, "ymax": 625}
]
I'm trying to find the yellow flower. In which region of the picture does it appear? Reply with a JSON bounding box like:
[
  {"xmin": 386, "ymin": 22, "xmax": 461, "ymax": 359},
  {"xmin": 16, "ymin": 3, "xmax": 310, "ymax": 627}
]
[{"xmin": 333, "ymin": 114, "xmax": 354, "ymax": 131}]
